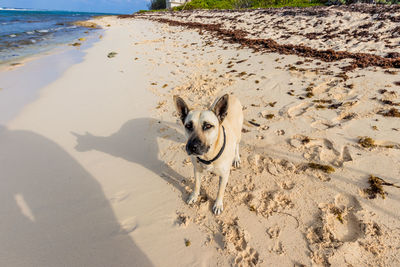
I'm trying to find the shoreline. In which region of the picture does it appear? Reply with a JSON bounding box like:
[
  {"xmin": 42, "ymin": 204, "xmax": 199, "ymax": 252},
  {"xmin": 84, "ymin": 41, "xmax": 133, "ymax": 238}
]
[{"xmin": 0, "ymin": 28, "xmax": 103, "ymax": 124}]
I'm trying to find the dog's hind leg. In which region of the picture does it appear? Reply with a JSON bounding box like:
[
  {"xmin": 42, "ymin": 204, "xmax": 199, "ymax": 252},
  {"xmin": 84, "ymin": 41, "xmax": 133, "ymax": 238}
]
[{"xmin": 232, "ymin": 142, "xmax": 241, "ymax": 168}]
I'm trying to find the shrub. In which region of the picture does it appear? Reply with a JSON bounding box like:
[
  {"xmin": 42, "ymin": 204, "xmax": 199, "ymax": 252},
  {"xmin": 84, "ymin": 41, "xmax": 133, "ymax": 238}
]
[{"xmin": 148, "ymin": 0, "xmax": 166, "ymax": 10}]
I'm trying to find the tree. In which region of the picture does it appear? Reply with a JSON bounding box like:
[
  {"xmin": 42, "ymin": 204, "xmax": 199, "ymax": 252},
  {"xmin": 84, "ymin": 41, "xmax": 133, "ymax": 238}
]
[{"xmin": 148, "ymin": 0, "xmax": 166, "ymax": 10}]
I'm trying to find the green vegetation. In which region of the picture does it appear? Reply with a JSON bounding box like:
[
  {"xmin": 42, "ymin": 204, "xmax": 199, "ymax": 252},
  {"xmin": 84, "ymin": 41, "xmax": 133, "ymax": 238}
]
[
  {"xmin": 172, "ymin": 0, "xmax": 323, "ymax": 10},
  {"xmin": 148, "ymin": 0, "xmax": 166, "ymax": 10},
  {"xmin": 174, "ymin": 0, "xmax": 235, "ymax": 10},
  {"xmin": 145, "ymin": 0, "xmax": 399, "ymax": 12}
]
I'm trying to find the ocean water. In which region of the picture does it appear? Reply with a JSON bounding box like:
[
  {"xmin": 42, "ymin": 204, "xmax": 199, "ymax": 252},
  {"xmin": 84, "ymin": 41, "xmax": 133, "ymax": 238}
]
[{"xmin": 0, "ymin": 8, "xmax": 112, "ymax": 63}]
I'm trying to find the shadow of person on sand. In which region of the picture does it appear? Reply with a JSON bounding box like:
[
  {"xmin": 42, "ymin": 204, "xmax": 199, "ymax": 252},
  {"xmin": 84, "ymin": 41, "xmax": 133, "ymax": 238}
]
[
  {"xmin": 72, "ymin": 117, "xmax": 191, "ymax": 198},
  {"xmin": 0, "ymin": 125, "xmax": 152, "ymax": 267}
]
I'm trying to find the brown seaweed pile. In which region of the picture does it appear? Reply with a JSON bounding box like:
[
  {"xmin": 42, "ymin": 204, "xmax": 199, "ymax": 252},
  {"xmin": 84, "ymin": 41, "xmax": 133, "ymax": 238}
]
[
  {"xmin": 378, "ymin": 108, "xmax": 400, "ymax": 118},
  {"xmin": 142, "ymin": 18, "xmax": 400, "ymax": 72},
  {"xmin": 121, "ymin": 5, "xmax": 400, "ymax": 72},
  {"xmin": 308, "ymin": 163, "xmax": 335, "ymax": 174},
  {"xmin": 358, "ymin": 137, "xmax": 376, "ymax": 148},
  {"xmin": 363, "ymin": 175, "xmax": 400, "ymax": 199}
]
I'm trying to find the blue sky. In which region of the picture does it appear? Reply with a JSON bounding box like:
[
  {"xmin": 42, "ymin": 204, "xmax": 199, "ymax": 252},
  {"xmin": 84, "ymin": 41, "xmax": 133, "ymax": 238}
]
[{"xmin": 0, "ymin": 0, "xmax": 150, "ymax": 14}]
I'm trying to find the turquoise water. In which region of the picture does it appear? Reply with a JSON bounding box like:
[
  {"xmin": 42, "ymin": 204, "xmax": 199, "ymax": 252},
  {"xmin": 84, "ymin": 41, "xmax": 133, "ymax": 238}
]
[{"xmin": 0, "ymin": 8, "xmax": 113, "ymax": 63}]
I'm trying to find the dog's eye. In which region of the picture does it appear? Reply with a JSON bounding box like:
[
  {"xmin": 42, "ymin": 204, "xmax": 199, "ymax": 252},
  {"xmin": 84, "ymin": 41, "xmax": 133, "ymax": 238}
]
[
  {"xmin": 185, "ymin": 122, "xmax": 193, "ymax": 131},
  {"xmin": 203, "ymin": 123, "xmax": 213, "ymax": 131}
]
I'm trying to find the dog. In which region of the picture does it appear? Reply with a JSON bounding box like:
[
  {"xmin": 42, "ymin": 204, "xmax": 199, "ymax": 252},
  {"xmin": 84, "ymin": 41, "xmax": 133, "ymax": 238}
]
[{"xmin": 173, "ymin": 94, "xmax": 243, "ymax": 214}]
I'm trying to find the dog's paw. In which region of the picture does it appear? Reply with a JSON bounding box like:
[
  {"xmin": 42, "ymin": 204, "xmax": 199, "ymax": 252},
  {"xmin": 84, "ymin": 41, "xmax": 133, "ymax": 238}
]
[
  {"xmin": 233, "ymin": 158, "xmax": 241, "ymax": 168},
  {"xmin": 212, "ymin": 199, "xmax": 224, "ymax": 215},
  {"xmin": 186, "ymin": 192, "xmax": 199, "ymax": 205}
]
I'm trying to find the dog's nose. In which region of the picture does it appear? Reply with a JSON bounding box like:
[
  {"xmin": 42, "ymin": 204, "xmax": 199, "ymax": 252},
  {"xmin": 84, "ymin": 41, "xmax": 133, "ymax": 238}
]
[
  {"xmin": 189, "ymin": 142, "xmax": 199, "ymax": 153},
  {"xmin": 186, "ymin": 138, "xmax": 203, "ymax": 155}
]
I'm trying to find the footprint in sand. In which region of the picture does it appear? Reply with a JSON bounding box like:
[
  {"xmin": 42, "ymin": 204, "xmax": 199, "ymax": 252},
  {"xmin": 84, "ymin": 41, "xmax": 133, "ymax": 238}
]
[
  {"xmin": 324, "ymin": 194, "xmax": 363, "ymax": 242},
  {"xmin": 310, "ymin": 120, "xmax": 335, "ymax": 130},
  {"xmin": 120, "ymin": 217, "xmax": 138, "ymax": 234},
  {"xmin": 221, "ymin": 219, "xmax": 260, "ymax": 266},
  {"xmin": 280, "ymin": 102, "xmax": 313, "ymax": 118},
  {"xmin": 307, "ymin": 194, "xmax": 363, "ymax": 265},
  {"xmin": 110, "ymin": 190, "xmax": 131, "ymax": 203}
]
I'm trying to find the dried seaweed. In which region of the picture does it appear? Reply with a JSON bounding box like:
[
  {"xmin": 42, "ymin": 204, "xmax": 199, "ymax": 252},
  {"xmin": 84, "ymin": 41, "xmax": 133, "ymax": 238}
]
[
  {"xmin": 378, "ymin": 108, "xmax": 400, "ymax": 117},
  {"xmin": 363, "ymin": 175, "xmax": 400, "ymax": 199},
  {"xmin": 308, "ymin": 163, "xmax": 335, "ymax": 174},
  {"xmin": 265, "ymin": 114, "xmax": 274, "ymax": 119},
  {"xmin": 330, "ymin": 207, "xmax": 344, "ymax": 224},
  {"xmin": 185, "ymin": 239, "xmax": 191, "ymax": 247},
  {"xmin": 107, "ymin": 52, "xmax": 118, "ymax": 58},
  {"xmin": 358, "ymin": 137, "xmax": 376, "ymax": 148}
]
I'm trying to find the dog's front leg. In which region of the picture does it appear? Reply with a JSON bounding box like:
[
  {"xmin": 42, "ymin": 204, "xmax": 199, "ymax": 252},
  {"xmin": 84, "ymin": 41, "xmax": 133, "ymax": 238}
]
[
  {"xmin": 187, "ymin": 164, "xmax": 202, "ymax": 204},
  {"xmin": 213, "ymin": 169, "xmax": 230, "ymax": 215}
]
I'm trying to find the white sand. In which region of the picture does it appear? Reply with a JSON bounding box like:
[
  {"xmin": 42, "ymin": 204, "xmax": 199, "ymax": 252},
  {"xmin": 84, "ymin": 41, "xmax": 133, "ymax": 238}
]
[{"xmin": 1, "ymin": 11, "xmax": 399, "ymax": 267}]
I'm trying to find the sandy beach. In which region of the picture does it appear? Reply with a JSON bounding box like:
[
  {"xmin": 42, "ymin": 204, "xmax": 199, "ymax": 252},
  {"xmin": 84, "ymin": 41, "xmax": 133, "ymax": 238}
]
[{"xmin": 1, "ymin": 5, "xmax": 400, "ymax": 266}]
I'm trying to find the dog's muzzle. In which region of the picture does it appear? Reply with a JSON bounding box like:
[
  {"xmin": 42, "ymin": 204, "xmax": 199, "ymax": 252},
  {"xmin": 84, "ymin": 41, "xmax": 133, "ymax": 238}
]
[{"xmin": 186, "ymin": 137, "xmax": 209, "ymax": 155}]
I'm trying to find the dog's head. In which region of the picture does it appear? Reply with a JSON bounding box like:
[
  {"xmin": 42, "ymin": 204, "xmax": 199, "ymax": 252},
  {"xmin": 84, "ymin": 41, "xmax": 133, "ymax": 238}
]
[{"xmin": 173, "ymin": 94, "xmax": 229, "ymax": 156}]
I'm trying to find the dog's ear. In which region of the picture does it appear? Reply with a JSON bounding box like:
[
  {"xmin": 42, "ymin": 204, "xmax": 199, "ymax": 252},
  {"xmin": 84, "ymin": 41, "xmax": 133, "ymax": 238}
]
[
  {"xmin": 212, "ymin": 94, "xmax": 229, "ymax": 123},
  {"xmin": 173, "ymin": 95, "xmax": 190, "ymax": 123}
]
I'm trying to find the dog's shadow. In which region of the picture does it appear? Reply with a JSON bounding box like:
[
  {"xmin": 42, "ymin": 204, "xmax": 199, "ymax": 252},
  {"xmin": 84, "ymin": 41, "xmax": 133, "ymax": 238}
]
[{"xmin": 72, "ymin": 117, "xmax": 190, "ymax": 197}]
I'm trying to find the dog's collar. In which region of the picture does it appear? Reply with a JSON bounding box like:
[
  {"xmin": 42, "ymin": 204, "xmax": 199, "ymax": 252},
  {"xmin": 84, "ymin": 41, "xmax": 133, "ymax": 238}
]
[{"xmin": 197, "ymin": 126, "xmax": 226, "ymax": 165}]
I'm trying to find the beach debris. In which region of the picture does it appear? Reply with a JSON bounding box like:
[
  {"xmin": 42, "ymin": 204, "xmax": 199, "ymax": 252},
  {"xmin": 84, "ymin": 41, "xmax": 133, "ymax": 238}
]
[
  {"xmin": 378, "ymin": 108, "xmax": 400, "ymax": 117},
  {"xmin": 287, "ymin": 89, "xmax": 295, "ymax": 96},
  {"xmin": 363, "ymin": 175, "xmax": 400, "ymax": 199},
  {"xmin": 358, "ymin": 137, "xmax": 376, "ymax": 148},
  {"xmin": 380, "ymin": 99, "xmax": 400, "ymax": 106},
  {"xmin": 70, "ymin": 42, "xmax": 81, "ymax": 47},
  {"xmin": 260, "ymin": 111, "xmax": 274, "ymax": 119},
  {"xmin": 107, "ymin": 52, "xmax": 118, "ymax": 58},
  {"xmin": 184, "ymin": 239, "xmax": 191, "ymax": 247},
  {"xmin": 248, "ymin": 120, "xmax": 260, "ymax": 127},
  {"xmin": 306, "ymin": 92, "xmax": 314, "ymax": 98},
  {"xmin": 73, "ymin": 21, "xmax": 99, "ymax": 29},
  {"xmin": 162, "ymin": 84, "xmax": 168, "ymax": 88},
  {"xmin": 156, "ymin": 101, "xmax": 166, "ymax": 109},
  {"xmin": 313, "ymin": 99, "xmax": 333, "ymax": 104},
  {"xmin": 384, "ymin": 70, "xmax": 398, "ymax": 75},
  {"xmin": 78, "ymin": 37, "xmax": 86, "ymax": 42},
  {"xmin": 265, "ymin": 114, "xmax": 274, "ymax": 119},
  {"xmin": 328, "ymin": 103, "xmax": 342, "ymax": 109},
  {"xmin": 341, "ymin": 113, "xmax": 357, "ymax": 121},
  {"xmin": 330, "ymin": 206, "xmax": 344, "ymax": 224},
  {"xmin": 176, "ymin": 213, "xmax": 190, "ymax": 227},
  {"xmin": 308, "ymin": 163, "xmax": 335, "ymax": 174},
  {"xmin": 301, "ymin": 136, "xmax": 311, "ymax": 144}
]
